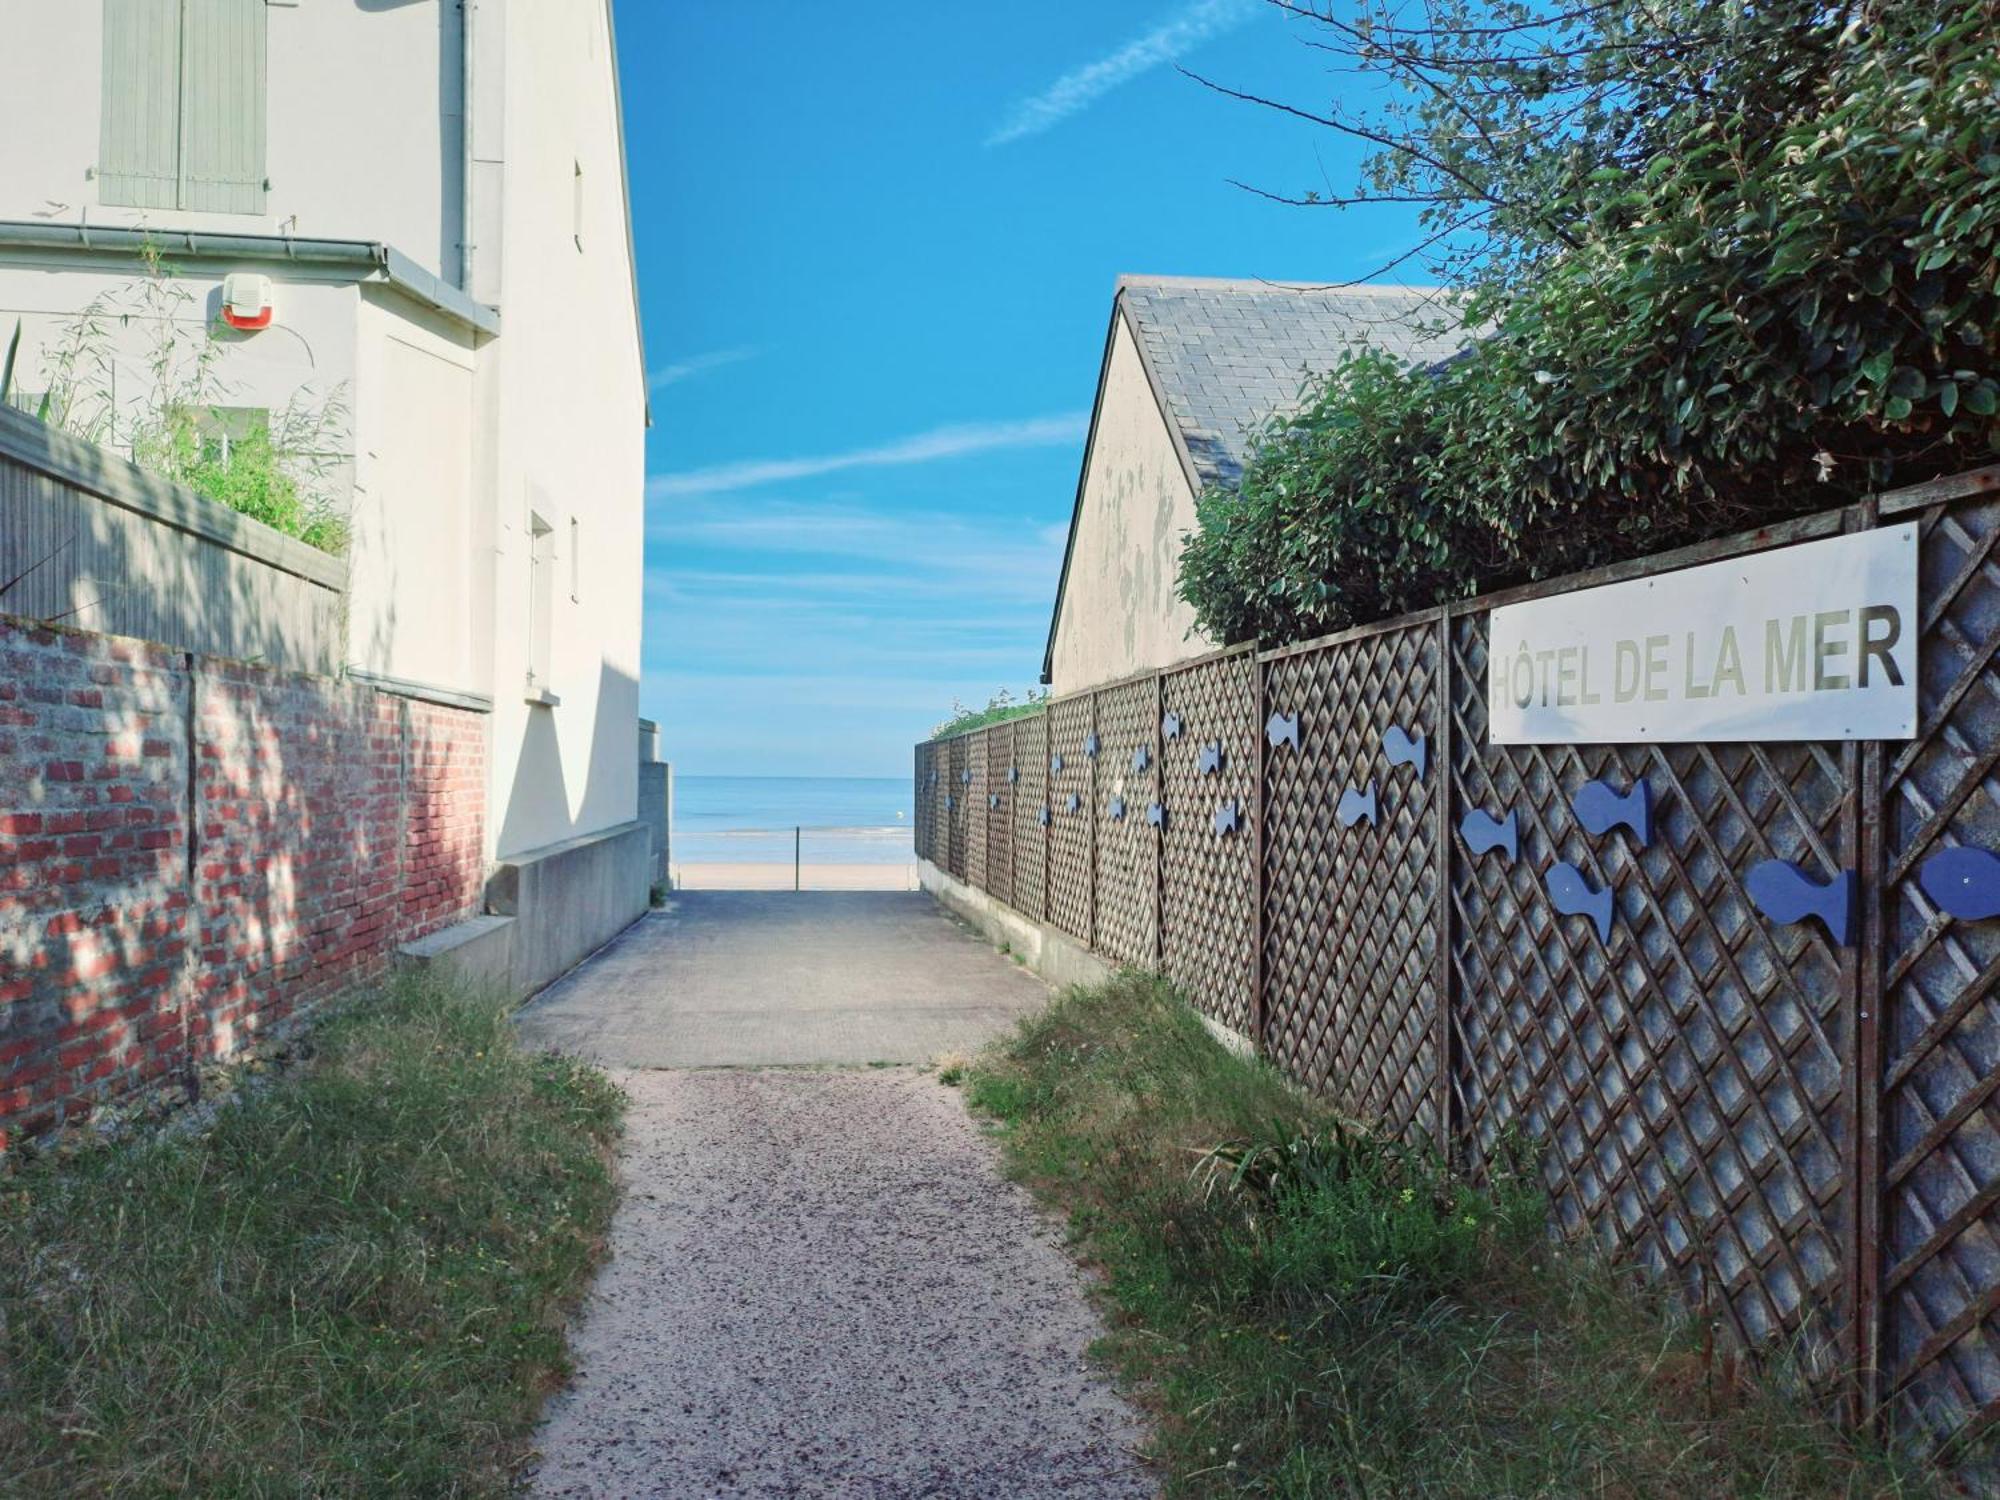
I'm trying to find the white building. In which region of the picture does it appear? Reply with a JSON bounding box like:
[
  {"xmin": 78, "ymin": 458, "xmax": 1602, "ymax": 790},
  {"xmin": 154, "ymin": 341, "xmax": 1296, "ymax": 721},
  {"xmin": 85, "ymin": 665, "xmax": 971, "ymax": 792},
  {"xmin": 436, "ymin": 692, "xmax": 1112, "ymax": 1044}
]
[
  {"xmin": 1043, "ymin": 276, "xmax": 1464, "ymax": 695},
  {"xmin": 0, "ymin": 0, "xmax": 653, "ymax": 990}
]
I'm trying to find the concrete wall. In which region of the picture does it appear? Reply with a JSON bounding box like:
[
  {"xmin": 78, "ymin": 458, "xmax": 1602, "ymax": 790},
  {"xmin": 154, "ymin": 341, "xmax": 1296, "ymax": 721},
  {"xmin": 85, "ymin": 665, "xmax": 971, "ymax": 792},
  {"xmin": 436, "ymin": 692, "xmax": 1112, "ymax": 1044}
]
[
  {"xmin": 0, "ymin": 612, "xmax": 487, "ymax": 1154},
  {"xmin": 481, "ymin": 0, "xmax": 646, "ymax": 860},
  {"xmin": 486, "ymin": 820, "xmax": 651, "ymax": 997},
  {"xmin": 1047, "ymin": 316, "xmax": 1217, "ymax": 696},
  {"xmin": 0, "ymin": 0, "xmax": 464, "ymax": 281},
  {"xmin": 0, "ymin": 407, "xmax": 344, "ymax": 673}
]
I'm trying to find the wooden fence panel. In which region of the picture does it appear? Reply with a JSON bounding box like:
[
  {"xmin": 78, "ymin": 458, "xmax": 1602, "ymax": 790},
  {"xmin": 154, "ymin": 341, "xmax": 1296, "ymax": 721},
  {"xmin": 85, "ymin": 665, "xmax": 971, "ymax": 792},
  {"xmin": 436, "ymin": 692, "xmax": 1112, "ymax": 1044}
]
[
  {"xmin": 1091, "ymin": 678, "xmax": 1160, "ymax": 969},
  {"xmin": 1012, "ymin": 714, "xmax": 1048, "ymax": 923},
  {"xmin": 1261, "ymin": 619, "xmax": 1444, "ymax": 1143},
  {"xmin": 1160, "ymin": 649, "xmax": 1258, "ymax": 1035},
  {"xmin": 1046, "ymin": 694, "xmax": 1094, "ymax": 945}
]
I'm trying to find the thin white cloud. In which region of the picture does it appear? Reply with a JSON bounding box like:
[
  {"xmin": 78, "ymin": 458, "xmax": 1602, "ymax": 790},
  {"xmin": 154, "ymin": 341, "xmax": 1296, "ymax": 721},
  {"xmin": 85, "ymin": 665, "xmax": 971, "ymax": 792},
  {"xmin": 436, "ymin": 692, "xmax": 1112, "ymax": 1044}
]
[
  {"xmin": 648, "ymin": 346, "xmax": 758, "ymax": 390},
  {"xmin": 648, "ymin": 413, "xmax": 1087, "ymax": 498},
  {"xmin": 986, "ymin": 0, "xmax": 1257, "ymax": 147}
]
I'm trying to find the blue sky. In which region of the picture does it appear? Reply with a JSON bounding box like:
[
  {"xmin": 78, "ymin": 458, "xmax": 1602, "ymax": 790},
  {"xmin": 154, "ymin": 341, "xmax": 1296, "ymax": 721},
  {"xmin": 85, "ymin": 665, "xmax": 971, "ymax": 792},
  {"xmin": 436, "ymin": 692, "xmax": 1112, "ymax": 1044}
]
[{"xmin": 619, "ymin": 1, "xmax": 1426, "ymax": 776}]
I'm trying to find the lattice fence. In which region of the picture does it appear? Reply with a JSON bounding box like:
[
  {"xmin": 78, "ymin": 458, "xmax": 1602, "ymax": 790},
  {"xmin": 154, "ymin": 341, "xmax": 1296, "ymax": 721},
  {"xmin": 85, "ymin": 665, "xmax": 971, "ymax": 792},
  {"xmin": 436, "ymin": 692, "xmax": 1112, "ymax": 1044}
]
[
  {"xmin": 1046, "ymin": 693, "xmax": 1094, "ymax": 945},
  {"xmin": 1449, "ymin": 611, "xmax": 1854, "ymax": 1357},
  {"xmin": 1012, "ymin": 712, "xmax": 1048, "ymax": 922},
  {"xmin": 946, "ymin": 734, "xmax": 967, "ymax": 881},
  {"xmin": 1092, "ymin": 677, "xmax": 1161, "ymax": 969},
  {"xmin": 1262, "ymin": 619, "xmax": 1444, "ymax": 1142},
  {"xmin": 966, "ymin": 729, "xmax": 988, "ymax": 892},
  {"xmin": 914, "ymin": 471, "xmax": 2000, "ymax": 1464},
  {"xmin": 1160, "ymin": 649, "xmax": 1258, "ymax": 1033},
  {"xmin": 1881, "ymin": 492, "xmax": 2000, "ymax": 1451}
]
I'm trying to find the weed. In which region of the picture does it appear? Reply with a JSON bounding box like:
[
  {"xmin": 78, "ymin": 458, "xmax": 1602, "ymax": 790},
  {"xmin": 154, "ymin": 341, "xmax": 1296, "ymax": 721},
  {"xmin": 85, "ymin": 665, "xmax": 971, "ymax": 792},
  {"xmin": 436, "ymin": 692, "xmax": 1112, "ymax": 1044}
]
[
  {"xmin": 0, "ymin": 970, "xmax": 624, "ymax": 1497},
  {"xmin": 965, "ymin": 972, "xmax": 1940, "ymax": 1498},
  {"xmin": 933, "ymin": 1050, "xmax": 972, "ymax": 1087}
]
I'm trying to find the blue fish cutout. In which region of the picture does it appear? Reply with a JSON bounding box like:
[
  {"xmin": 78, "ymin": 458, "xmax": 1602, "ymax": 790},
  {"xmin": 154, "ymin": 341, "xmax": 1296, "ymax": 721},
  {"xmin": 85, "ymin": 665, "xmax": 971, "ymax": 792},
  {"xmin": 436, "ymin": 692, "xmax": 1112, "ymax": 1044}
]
[
  {"xmin": 1746, "ymin": 859, "xmax": 1856, "ymax": 946},
  {"xmin": 1162, "ymin": 712, "xmax": 1182, "ymax": 741},
  {"xmin": 1383, "ymin": 725, "xmax": 1428, "ymax": 780},
  {"xmin": 1266, "ymin": 712, "xmax": 1300, "ymax": 751},
  {"xmin": 1108, "ymin": 796, "xmax": 1126, "ymax": 821},
  {"xmin": 1547, "ymin": 862, "xmax": 1614, "ymax": 943},
  {"xmin": 945, "ymin": 794, "xmax": 955, "ymax": 811},
  {"xmin": 1573, "ymin": 779, "xmax": 1650, "ymax": 846},
  {"xmin": 1037, "ymin": 806, "xmax": 1050, "ymax": 827},
  {"xmin": 1132, "ymin": 745, "xmax": 1150, "ymax": 773},
  {"xmin": 1336, "ymin": 782, "xmax": 1378, "ymax": 829},
  {"xmin": 1460, "ymin": 807, "xmax": 1518, "ymax": 863},
  {"xmin": 962, "ymin": 768, "xmax": 973, "ymax": 786},
  {"xmin": 1084, "ymin": 732, "xmax": 1101, "ymax": 758},
  {"xmin": 927, "ymin": 770, "xmax": 937, "ymax": 787},
  {"xmin": 1007, "ymin": 766, "xmax": 1019, "ymax": 783},
  {"xmin": 1146, "ymin": 802, "xmax": 1166, "ymax": 828},
  {"xmin": 1919, "ymin": 847, "xmax": 2000, "ymax": 922},
  {"xmin": 989, "ymin": 793, "xmax": 1001, "ymax": 810},
  {"xmin": 1213, "ymin": 800, "xmax": 1241, "ymax": 836},
  {"xmin": 1050, "ymin": 752, "xmax": 1064, "ymax": 773},
  {"xmin": 1066, "ymin": 793, "xmax": 1081, "ymax": 814},
  {"xmin": 1198, "ymin": 743, "xmax": 1224, "ymax": 776}
]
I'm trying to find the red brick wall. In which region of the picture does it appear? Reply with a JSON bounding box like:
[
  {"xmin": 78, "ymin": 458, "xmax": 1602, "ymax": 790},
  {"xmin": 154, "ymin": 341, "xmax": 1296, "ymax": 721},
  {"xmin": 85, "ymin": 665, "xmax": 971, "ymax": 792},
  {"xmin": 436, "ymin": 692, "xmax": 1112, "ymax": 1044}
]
[{"xmin": 0, "ymin": 617, "xmax": 487, "ymax": 1153}]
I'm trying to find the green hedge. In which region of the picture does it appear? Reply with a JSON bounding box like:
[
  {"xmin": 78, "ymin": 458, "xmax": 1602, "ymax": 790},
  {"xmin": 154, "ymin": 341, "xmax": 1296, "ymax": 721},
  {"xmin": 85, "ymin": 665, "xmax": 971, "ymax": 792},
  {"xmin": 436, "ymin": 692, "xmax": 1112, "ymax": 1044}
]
[{"xmin": 1181, "ymin": 1, "xmax": 2000, "ymax": 648}]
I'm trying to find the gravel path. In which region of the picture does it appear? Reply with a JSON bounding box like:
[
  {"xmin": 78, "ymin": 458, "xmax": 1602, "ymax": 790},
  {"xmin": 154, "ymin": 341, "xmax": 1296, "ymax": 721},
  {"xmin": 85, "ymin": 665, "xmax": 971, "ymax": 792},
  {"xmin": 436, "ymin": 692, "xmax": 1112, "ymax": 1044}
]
[{"xmin": 529, "ymin": 1067, "xmax": 1154, "ymax": 1499}]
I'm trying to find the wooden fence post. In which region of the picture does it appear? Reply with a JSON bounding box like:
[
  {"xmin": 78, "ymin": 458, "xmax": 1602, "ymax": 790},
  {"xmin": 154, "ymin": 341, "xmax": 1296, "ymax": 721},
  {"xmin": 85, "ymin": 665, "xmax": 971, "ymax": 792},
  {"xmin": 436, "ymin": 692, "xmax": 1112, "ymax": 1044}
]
[{"xmin": 1434, "ymin": 609, "xmax": 1456, "ymax": 1160}]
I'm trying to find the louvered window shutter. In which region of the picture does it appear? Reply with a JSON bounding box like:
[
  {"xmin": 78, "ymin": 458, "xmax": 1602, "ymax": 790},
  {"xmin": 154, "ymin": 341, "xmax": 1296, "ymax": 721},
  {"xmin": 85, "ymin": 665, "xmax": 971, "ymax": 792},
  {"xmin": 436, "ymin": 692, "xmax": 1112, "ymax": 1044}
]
[
  {"xmin": 99, "ymin": 0, "xmax": 184, "ymax": 210},
  {"xmin": 177, "ymin": 0, "xmax": 267, "ymax": 213}
]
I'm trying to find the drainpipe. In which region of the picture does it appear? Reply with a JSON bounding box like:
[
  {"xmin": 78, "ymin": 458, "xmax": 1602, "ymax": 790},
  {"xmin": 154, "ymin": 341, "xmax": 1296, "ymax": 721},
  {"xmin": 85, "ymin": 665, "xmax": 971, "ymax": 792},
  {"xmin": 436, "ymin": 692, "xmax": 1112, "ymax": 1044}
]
[{"xmin": 460, "ymin": 0, "xmax": 477, "ymax": 293}]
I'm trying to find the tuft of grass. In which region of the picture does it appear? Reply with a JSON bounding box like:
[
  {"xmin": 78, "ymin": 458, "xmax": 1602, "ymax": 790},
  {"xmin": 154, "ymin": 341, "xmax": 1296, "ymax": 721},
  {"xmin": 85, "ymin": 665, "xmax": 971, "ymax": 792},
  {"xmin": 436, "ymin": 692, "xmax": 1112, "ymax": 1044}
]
[
  {"xmin": 0, "ymin": 970, "xmax": 624, "ymax": 1497},
  {"xmin": 966, "ymin": 972, "xmax": 1942, "ymax": 1498},
  {"xmin": 934, "ymin": 1050, "xmax": 973, "ymax": 1087}
]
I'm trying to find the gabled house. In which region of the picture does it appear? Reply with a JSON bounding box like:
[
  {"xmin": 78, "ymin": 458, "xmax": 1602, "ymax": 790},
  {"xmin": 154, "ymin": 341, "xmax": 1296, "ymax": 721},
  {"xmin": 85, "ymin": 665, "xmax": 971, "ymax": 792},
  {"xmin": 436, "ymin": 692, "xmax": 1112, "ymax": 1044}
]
[{"xmin": 1042, "ymin": 275, "xmax": 1464, "ymax": 694}]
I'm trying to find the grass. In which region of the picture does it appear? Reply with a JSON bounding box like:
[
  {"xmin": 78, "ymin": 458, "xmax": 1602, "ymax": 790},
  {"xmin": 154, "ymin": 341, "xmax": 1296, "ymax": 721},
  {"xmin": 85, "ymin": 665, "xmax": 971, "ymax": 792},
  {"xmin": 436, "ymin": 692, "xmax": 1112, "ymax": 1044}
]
[
  {"xmin": 0, "ymin": 971, "xmax": 624, "ymax": 1498},
  {"xmin": 960, "ymin": 972, "xmax": 1943, "ymax": 1499}
]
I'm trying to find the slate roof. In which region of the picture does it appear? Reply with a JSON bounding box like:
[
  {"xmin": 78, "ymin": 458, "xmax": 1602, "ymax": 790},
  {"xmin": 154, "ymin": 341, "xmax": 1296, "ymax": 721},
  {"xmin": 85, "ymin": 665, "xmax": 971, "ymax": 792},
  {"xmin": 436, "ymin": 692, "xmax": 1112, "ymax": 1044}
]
[{"xmin": 1116, "ymin": 275, "xmax": 1466, "ymax": 489}]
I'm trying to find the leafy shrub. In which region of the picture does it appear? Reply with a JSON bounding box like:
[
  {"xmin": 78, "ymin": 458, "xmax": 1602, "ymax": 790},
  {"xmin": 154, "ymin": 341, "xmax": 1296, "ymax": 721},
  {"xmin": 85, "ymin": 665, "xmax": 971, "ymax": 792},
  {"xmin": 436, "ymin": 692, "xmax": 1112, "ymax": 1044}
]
[
  {"xmin": 930, "ymin": 686, "xmax": 1046, "ymax": 740},
  {"xmin": 1180, "ymin": 0, "xmax": 2000, "ymax": 648}
]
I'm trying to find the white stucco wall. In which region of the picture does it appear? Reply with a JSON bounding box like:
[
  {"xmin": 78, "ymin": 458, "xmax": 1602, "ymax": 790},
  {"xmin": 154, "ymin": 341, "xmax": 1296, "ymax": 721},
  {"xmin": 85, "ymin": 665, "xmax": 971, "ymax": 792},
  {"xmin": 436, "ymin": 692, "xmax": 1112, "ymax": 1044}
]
[
  {"xmin": 479, "ymin": 0, "xmax": 645, "ymax": 859},
  {"xmin": 1048, "ymin": 315, "xmax": 1216, "ymax": 696},
  {"xmin": 0, "ymin": 0, "xmax": 462, "ymax": 280}
]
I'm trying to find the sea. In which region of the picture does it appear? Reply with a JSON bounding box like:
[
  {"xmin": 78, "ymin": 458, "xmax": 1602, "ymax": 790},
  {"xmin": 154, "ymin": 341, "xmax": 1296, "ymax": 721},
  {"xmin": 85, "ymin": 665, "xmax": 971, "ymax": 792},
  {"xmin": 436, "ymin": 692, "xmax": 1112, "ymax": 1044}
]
[{"xmin": 673, "ymin": 775, "xmax": 915, "ymax": 867}]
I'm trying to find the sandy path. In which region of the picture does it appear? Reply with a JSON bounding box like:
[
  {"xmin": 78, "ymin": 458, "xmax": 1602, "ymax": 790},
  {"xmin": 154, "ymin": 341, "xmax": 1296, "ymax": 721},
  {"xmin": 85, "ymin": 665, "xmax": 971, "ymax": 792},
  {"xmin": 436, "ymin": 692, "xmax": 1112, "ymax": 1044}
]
[{"xmin": 529, "ymin": 1067, "xmax": 1154, "ymax": 1499}]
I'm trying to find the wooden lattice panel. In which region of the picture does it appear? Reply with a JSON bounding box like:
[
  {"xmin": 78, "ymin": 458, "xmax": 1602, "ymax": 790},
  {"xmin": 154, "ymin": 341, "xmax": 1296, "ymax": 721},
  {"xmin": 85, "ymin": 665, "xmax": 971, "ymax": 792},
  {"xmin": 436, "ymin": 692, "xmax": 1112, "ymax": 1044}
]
[
  {"xmin": 946, "ymin": 734, "xmax": 968, "ymax": 881},
  {"xmin": 926, "ymin": 742, "xmax": 949, "ymax": 868},
  {"xmin": 1091, "ymin": 678, "xmax": 1160, "ymax": 969},
  {"xmin": 984, "ymin": 723, "xmax": 1014, "ymax": 908},
  {"xmin": 1449, "ymin": 609, "xmax": 1854, "ymax": 1356},
  {"xmin": 1012, "ymin": 713, "xmax": 1048, "ymax": 922},
  {"xmin": 1046, "ymin": 693, "xmax": 1094, "ymax": 945},
  {"xmin": 1160, "ymin": 650, "xmax": 1258, "ymax": 1035},
  {"xmin": 1261, "ymin": 623, "xmax": 1442, "ymax": 1143},
  {"xmin": 966, "ymin": 731, "xmax": 988, "ymax": 890},
  {"xmin": 1881, "ymin": 496, "xmax": 2000, "ymax": 1448},
  {"xmin": 913, "ymin": 743, "xmax": 930, "ymax": 864}
]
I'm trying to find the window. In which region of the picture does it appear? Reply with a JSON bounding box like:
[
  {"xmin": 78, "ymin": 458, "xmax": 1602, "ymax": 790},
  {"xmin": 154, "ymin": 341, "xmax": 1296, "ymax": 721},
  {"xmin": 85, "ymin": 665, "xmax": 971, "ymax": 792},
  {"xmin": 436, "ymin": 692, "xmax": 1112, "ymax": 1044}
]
[
  {"xmin": 527, "ymin": 510, "xmax": 556, "ymax": 700},
  {"xmin": 572, "ymin": 160, "xmax": 585, "ymax": 252},
  {"xmin": 569, "ymin": 517, "xmax": 581, "ymax": 602},
  {"xmin": 100, "ymin": 0, "xmax": 268, "ymax": 214}
]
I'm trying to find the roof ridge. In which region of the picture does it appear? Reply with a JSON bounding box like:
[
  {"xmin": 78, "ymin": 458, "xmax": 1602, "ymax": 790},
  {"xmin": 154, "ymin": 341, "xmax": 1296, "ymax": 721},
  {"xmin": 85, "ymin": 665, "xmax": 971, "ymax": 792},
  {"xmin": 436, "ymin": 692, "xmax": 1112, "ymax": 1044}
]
[{"xmin": 1114, "ymin": 273, "xmax": 1448, "ymax": 295}]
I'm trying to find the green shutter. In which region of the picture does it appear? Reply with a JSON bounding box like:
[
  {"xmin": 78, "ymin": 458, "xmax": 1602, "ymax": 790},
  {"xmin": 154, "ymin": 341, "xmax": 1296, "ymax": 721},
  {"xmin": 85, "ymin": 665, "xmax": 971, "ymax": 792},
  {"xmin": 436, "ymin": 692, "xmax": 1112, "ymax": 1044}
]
[
  {"xmin": 178, "ymin": 0, "xmax": 266, "ymax": 213},
  {"xmin": 99, "ymin": 0, "xmax": 184, "ymax": 210}
]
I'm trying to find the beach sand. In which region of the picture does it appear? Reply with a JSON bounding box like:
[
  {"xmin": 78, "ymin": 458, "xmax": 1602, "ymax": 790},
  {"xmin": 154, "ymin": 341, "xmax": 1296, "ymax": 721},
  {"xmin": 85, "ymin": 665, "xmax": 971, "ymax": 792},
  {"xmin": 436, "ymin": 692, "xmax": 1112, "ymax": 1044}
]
[{"xmin": 674, "ymin": 861, "xmax": 918, "ymax": 892}]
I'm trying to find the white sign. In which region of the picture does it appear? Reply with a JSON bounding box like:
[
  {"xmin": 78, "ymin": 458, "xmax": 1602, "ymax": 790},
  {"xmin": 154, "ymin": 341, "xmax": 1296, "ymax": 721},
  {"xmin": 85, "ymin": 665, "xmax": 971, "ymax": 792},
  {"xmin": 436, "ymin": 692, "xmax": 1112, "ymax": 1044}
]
[{"xmin": 1488, "ymin": 523, "xmax": 1918, "ymax": 744}]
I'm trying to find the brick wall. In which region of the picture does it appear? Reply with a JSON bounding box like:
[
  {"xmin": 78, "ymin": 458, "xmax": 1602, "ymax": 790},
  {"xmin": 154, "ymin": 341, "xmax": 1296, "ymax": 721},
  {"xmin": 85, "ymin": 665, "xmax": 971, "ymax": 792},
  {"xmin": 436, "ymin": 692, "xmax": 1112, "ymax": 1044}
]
[{"xmin": 0, "ymin": 615, "xmax": 488, "ymax": 1153}]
